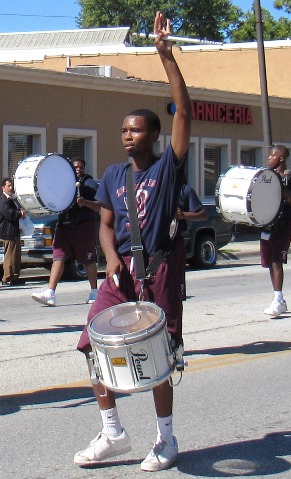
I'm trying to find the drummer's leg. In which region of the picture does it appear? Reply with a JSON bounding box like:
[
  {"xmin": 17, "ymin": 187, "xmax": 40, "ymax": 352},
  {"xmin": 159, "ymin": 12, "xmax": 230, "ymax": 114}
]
[
  {"xmin": 74, "ymin": 275, "xmax": 133, "ymax": 466},
  {"xmin": 153, "ymin": 380, "xmax": 173, "ymax": 418},
  {"xmin": 48, "ymin": 258, "xmax": 65, "ymax": 289}
]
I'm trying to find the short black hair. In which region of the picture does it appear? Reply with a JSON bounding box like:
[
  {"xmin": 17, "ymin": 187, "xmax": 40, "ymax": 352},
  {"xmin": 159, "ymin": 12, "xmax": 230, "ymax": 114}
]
[
  {"xmin": 272, "ymin": 144, "xmax": 289, "ymax": 159},
  {"xmin": 128, "ymin": 109, "xmax": 161, "ymax": 133},
  {"xmin": 72, "ymin": 157, "xmax": 86, "ymax": 166},
  {"xmin": 2, "ymin": 177, "xmax": 12, "ymax": 187}
]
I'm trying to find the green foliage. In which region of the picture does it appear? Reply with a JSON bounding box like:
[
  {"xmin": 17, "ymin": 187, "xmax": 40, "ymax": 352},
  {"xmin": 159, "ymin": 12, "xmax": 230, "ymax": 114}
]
[
  {"xmin": 76, "ymin": 0, "xmax": 240, "ymax": 43},
  {"xmin": 230, "ymin": 3, "xmax": 291, "ymax": 42},
  {"xmin": 274, "ymin": 0, "xmax": 291, "ymax": 15},
  {"xmin": 76, "ymin": 0, "xmax": 291, "ymax": 44}
]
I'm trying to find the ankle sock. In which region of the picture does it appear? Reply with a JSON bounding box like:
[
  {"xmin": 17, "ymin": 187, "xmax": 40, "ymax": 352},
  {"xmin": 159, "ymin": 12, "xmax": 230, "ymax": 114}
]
[
  {"xmin": 101, "ymin": 407, "xmax": 123, "ymax": 438},
  {"xmin": 274, "ymin": 291, "xmax": 283, "ymax": 302},
  {"xmin": 156, "ymin": 415, "xmax": 175, "ymax": 445}
]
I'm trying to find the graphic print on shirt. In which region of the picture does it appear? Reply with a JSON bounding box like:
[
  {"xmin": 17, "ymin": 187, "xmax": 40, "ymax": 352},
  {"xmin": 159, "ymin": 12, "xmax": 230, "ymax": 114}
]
[{"xmin": 124, "ymin": 186, "xmax": 149, "ymax": 230}]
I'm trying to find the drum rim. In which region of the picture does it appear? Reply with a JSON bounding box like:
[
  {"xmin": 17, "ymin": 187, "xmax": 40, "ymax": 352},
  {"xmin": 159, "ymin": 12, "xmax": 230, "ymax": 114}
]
[
  {"xmin": 88, "ymin": 301, "xmax": 166, "ymax": 346},
  {"xmin": 14, "ymin": 153, "xmax": 77, "ymax": 214},
  {"xmin": 33, "ymin": 153, "xmax": 77, "ymax": 213},
  {"xmin": 246, "ymin": 168, "xmax": 283, "ymax": 227},
  {"xmin": 215, "ymin": 166, "xmax": 283, "ymax": 227}
]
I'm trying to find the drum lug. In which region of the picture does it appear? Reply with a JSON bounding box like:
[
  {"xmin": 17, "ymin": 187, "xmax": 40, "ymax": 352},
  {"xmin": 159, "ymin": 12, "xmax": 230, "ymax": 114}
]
[
  {"xmin": 88, "ymin": 351, "xmax": 100, "ymax": 385},
  {"xmin": 170, "ymin": 340, "xmax": 186, "ymax": 373}
]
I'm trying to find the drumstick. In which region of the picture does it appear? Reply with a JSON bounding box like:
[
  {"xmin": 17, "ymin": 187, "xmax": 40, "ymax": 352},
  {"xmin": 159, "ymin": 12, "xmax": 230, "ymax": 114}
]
[
  {"xmin": 76, "ymin": 181, "xmax": 80, "ymax": 196},
  {"xmin": 113, "ymin": 274, "xmax": 120, "ymax": 287}
]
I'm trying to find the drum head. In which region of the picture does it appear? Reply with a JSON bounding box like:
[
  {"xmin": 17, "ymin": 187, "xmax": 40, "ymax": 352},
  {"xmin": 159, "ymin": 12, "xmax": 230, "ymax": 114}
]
[
  {"xmin": 89, "ymin": 301, "xmax": 165, "ymax": 346},
  {"xmin": 247, "ymin": 169, "xmax": 283, "ymax": 226},
  {"xmin": 36, "ymin": 154, "xmax": 77, "ymax": 212}
]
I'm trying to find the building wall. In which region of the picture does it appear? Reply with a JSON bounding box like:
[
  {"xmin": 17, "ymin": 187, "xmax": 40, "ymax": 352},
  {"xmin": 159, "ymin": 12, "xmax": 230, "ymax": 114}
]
[
  {"xmin": 6, "ymin": 45, "xmax": 291, "ymax": 98},
  {"xmin": 1, "ymin": 65, "xmax": 291, "ymax": 204}
]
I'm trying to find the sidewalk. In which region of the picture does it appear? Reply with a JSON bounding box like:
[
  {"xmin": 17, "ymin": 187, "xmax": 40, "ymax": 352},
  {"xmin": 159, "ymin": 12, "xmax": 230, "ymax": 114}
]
[{"xmin": 218, "ymin": 231, "xmax": 261, "ymax": 260}]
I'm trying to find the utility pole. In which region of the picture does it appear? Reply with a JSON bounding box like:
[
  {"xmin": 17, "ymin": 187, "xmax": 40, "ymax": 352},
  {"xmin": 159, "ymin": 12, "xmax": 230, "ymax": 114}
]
[{"xmin": 255, "ymin": 0, "xmax": 272, "ymax": 158}]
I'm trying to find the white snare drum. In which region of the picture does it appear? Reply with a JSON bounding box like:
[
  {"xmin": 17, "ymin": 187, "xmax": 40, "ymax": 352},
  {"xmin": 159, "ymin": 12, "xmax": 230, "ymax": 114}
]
[
  {"xmin": 215, "ymin": 166, "xmax": 283, "ymax": 227},
  {"xmin": 88, "ymin": 301, "xmax": 175, "ymax": 393},
  {"xmin": 14, "ymin": 154, "xmax": 77, "ymax": 214}
]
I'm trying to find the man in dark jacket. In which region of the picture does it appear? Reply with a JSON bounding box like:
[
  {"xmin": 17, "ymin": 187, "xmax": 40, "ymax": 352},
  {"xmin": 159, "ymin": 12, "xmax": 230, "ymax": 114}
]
[{"xmin": 0, "ymin": 178, "xmax": 26, "ymax": 285}]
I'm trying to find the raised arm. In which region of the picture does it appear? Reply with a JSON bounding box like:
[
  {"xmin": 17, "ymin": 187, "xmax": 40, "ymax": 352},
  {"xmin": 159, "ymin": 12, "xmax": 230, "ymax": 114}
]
[{"xmin": 154, "ymin": 11, "xmax": 191, "ymax": 163}]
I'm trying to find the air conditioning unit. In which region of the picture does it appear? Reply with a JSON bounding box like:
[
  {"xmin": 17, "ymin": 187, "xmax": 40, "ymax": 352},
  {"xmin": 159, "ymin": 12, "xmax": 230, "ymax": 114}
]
[{"xmin": 66, "ymin": 65, "xmax": 127, "ymax": 79}]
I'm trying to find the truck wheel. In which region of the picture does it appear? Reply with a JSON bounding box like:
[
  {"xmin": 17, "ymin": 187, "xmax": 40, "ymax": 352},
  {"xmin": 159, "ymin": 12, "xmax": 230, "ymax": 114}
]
[
  {"xmin": 191, "ymin": 234, "xmax": 217, "ymax": 268},
  {"xmin": 64, "ymin": 260, "xmax": 88, "ymax": 280}
]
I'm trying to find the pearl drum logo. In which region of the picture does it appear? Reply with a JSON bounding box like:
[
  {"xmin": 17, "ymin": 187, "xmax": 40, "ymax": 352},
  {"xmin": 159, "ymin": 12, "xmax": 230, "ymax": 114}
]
[{"xmin": 130, "ymin": 349, "xmax": 151, "ymax": 381}]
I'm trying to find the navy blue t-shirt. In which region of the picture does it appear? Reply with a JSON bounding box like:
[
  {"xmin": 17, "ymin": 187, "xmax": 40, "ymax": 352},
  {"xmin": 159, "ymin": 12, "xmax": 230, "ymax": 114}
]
[
  {"xmin": 97, "ymin": 144, "xmax": 185, "ymax": 256},
  {"xmin": 176, "ymin": 183, "xmax": 203, "ymax": 233}
]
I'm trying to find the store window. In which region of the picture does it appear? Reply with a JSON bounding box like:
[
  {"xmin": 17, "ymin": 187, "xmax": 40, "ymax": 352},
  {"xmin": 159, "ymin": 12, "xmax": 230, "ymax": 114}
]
[
  {"xmin": 8, "ymin": 134, "xmax": 33, "ymax": 177},
  {"xmin": 204, "ymin": 146, "xmax": 220, "ymax": 196},
  {"xmin": 240, "ymin": 148, "xmax": 256, "ymax": 167},
  {"xmin": 63, "ymin": 137, "xmax": 85, "ymax": 160},
  {"xmin": 58, "ymin": 128, "xmax": 97, "ymax": 178},
  {"xmin": 2, "ymin": 125, "xmax": 46, "ymax": 177},
  {"xmin": 201, "ymin": 139, "xmax": 231, "ymax": 200}
]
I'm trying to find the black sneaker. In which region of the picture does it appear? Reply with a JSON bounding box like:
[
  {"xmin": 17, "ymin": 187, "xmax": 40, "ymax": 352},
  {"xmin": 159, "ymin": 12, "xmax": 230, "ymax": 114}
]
[{"xmin": 2, "ymin": 278, "xmax": 25, "ymax": 286}]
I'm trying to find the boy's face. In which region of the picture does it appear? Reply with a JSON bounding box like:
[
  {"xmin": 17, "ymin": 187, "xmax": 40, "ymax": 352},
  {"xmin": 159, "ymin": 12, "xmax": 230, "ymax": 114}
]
[
  {"xmin": 268, "ymin": 148, "xmax": 283, "ymax": 170},
  {"xmin": 121, "ymin": 115, "xmax": 158, "ymax": 157},
  {"xmin": 73, "ymin": 161, "xmax": 85, "ymax": 179}
]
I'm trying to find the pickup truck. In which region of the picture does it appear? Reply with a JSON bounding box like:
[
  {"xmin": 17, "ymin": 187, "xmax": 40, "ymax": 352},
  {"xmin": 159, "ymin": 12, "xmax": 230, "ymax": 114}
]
[{"xmin": 0, "ymin": 203, "xmax": 234, "ymax": 278}]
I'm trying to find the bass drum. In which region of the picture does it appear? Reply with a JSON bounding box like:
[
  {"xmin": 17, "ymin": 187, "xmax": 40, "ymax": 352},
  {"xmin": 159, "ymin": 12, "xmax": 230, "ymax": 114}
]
[
  {"xmin": 215, "ymin": 166, "xmax": 283, "ymax": 227},
  {"xmin": 14, "ymin": 153, "xmax": 77, "ymax": 214},
  {"xmin": 88, "ymin": 301, "xmax": 175, "ymax": 393}
]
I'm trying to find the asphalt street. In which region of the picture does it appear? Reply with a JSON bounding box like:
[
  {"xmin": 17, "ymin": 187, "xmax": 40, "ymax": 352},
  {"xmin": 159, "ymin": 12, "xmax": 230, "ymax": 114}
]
[{"xmin": 1, "ymin": 240, "xmax": 291, "ymax": 479}]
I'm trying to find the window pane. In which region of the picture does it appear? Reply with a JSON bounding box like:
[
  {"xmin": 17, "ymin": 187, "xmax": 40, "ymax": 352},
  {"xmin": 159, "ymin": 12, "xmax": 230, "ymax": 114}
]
[
  {"xmin": 8, "ymin": 134, "xmax": 33, "ymax": 177},
  {"xmin": 241, "ymin": 149, "xmax": 256, "ymax": 166},
  {"xmin": 63, "ymin": 137, "xmax": 85, "ymax": 160},
  {"xmin": 204, "ymin": 147, "xmax": 220, "ymax": 196}
]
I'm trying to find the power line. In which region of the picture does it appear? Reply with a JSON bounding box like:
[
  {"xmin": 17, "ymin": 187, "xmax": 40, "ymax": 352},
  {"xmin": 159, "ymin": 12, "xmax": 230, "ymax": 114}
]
[{"xmin": 0, "ymin": 13, "xmax": 77, "ymax": 19}]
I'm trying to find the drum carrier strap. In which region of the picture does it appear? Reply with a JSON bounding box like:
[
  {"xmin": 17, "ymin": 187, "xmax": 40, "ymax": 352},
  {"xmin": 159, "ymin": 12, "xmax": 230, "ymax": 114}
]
[{"xmin": 125, "ymin": 165, "xmax": 164, "ymax": 283}]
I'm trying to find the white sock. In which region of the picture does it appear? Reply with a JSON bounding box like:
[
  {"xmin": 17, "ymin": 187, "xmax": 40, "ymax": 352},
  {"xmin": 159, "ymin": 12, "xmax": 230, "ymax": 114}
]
[
  {"xmin": 274, "ymin": 291, "xmax": 283, "ymax": 302},
  {"xmin": 100, "ymin": 407, "xmax": 123, "ymax": 438},
  {"xmin": 47, "ymin": 288, "xmax": 55, "ymax": 295},
  {"xmin": 156, "ymin": 415, "xmax": 175, "ymax": 445}
]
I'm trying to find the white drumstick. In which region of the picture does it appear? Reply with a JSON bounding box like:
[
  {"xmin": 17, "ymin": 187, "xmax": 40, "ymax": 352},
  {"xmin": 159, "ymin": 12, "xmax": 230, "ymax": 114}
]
[
  {"xmin": 76, "ymin": 181, "xmax": 80, "ymax": 196},
  {"xmin": 113, "ymin": 274, "xmax": 120, "ymax": 287}
]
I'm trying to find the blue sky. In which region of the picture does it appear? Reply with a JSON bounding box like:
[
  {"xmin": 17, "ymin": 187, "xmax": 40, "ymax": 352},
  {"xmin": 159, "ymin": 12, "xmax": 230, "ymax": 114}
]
[{"xmin": 0, "ymin": 0, "xmax": 284, "ymax": 33}]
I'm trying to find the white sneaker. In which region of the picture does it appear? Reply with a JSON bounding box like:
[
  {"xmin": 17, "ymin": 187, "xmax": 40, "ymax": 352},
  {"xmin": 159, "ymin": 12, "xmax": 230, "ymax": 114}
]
[
  {"xmin": 140, "ymin": 437, "xmax": 178, "ymax": 472},
  {"xmin": 264, "ymin": 300, "xmax": 287, "ymax": 317},
  {"xmin": 74, "ymin": 430, "xmax": 132, "ymax": 466},
  {"xmin": 31, "ymin": 289, "xmax": 56, "ymax": 306},
  {"xmin": 86, "ymin": 289, "xmax": 98, "ymax": 304}
]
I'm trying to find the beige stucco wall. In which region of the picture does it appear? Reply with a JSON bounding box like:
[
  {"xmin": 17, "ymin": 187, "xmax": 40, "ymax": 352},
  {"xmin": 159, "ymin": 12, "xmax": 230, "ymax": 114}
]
[
  {"xmin": 6, "ymin": 45, "xmax": 291, "ymax": 98},
  {"xmin": 1, "ymin": 61, "xmax": 291, "ymax": 182}
]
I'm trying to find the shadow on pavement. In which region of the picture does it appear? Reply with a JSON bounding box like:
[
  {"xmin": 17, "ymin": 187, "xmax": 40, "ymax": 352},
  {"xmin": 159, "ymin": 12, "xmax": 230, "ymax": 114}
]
[
  {"xmin": 0, "ymin": 324, "xmax": 84, "ymax": 336},
  {"xmin": 177, "ymin": 431, "xmax": 291, "ymax": 477},
  {"xmin": 0, "ymin": 386, "xmax": 129, "ymax": 415},
  {"xmin": 184, "ymin": 340, "xmax": 291, "ymax": 357}
]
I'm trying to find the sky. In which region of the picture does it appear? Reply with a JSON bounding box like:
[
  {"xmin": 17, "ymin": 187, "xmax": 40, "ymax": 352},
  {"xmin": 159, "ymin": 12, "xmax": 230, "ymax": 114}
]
[{"xmin": 0, "ymin": 0, "xmax": 285, "ymax": 33}]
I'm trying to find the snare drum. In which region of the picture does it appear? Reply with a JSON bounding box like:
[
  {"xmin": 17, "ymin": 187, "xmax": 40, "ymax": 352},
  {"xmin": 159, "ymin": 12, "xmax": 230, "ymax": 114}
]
[
  {"xmin": 88, "ymin": 301, "xmax": 175, "ymax": 393},
  {"xmin": 14, "ymin": 154, "xmax": 77, "ymax": 214},
  {"xmin": 215, "ymin": 166, "xmax": 283, "ymax": 227}
]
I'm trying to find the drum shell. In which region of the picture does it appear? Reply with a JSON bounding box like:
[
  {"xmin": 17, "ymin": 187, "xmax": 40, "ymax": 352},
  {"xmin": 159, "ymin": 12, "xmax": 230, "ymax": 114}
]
[
  {"xmin": 14, "ymin": 154, "xmax": 77, "ymax": 214},
  {"xmin": 215, "ymin": 166, "xmax": 283, "ymax": 227},
  {"xmin": 88, "ymin": 302, "xmax": 174, "ymax": 393}
]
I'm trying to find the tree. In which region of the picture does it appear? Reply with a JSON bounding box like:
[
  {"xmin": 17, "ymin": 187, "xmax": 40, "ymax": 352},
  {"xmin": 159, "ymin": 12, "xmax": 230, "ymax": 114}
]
[
  {"xmin": 274, "ymin": 0, "xmax": 291, "ymax": 15},
  {"xmin": 229, "ymin": 3, "xmax": 291, "ymax": 42},
  {"xmin": 76, "ymin": 0, "xmax": 240, "ymax": 43}
]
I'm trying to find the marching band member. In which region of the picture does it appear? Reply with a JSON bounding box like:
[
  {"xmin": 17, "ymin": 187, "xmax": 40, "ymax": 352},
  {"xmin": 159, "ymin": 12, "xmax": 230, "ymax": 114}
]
[
  {"xmin": 261, "ymin": 144, "xmax": 291, "ymax": 317},
  {"xmin": 74, "ymin": 10, "xmax": 192, "ymax": 472}
]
